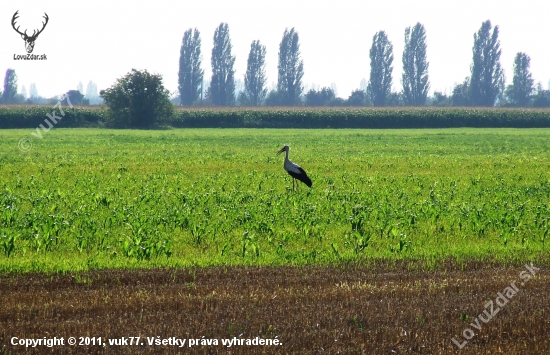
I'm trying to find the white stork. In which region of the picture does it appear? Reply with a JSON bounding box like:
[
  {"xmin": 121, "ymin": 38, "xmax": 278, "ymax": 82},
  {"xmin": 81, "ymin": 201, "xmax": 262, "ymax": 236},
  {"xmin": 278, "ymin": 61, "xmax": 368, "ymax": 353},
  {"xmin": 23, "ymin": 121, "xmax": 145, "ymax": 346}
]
[{"xmin": 276, "ymin": 145, "xmax": 312, "ymax": 190}]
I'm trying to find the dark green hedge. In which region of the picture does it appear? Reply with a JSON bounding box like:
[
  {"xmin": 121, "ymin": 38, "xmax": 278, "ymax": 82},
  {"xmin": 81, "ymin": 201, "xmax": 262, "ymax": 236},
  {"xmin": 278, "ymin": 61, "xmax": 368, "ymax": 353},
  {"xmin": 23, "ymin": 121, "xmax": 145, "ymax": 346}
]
[
  {"xmin": 0, "ymin": 106, "xmax": 105, "ymax": 128},
  {"xmin": 2, "ymin": 105, "xmax": 550, "ymax": 129}
]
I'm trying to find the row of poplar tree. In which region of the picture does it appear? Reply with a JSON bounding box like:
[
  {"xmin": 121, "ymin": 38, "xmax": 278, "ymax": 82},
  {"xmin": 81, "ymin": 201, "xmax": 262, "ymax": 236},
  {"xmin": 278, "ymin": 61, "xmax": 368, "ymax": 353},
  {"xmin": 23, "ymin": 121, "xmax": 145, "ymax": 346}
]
[{"xmin": 178, "ymin": 21, "xmax": 546, "ymax": 107}]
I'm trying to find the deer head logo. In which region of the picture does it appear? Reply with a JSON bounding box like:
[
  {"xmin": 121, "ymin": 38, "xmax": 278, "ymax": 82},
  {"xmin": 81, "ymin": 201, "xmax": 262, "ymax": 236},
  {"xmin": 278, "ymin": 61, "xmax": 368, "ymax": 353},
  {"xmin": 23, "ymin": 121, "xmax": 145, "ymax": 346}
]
[{"xmin": 12, "ymin": 11, "xmax": 49, "ymax": 54}]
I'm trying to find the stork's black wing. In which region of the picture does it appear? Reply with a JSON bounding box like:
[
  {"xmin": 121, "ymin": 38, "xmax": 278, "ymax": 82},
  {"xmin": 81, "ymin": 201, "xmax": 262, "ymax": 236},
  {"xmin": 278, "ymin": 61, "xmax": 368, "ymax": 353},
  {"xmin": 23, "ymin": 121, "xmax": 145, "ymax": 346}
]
[{"xmin": 287, "ymin": 167, "xmax": 312, "ymax": 187}]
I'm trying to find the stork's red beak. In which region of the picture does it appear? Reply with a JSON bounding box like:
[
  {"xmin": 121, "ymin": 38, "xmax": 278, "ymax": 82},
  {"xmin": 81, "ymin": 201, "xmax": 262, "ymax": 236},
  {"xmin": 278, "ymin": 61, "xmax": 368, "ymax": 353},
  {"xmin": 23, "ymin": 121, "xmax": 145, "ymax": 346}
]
[{"xmin": 276, "ymin": 147, "xmax": 285, "ymax": 155}]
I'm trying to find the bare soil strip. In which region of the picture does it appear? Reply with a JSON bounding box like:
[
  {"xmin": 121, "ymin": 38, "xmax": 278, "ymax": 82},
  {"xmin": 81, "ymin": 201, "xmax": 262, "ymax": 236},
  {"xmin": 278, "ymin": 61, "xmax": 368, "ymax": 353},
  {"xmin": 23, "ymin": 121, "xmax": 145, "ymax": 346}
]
[{"xmin": 1, "ymin": 264, "xmax": 548, "ymax": 354}]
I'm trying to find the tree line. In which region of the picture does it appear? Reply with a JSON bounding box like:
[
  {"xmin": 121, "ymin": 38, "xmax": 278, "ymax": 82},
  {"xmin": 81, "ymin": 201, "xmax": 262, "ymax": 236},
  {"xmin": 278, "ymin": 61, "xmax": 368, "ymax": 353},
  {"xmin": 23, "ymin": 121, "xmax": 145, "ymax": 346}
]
[
  {"xmin": 178, "ymin": 21, "xmax": 550, "ymax": 108},
  {"xmin": 178, "ymin": 26, "xmax": 305, "ymax": 106},
  {"xmin": 0, "ymin": 68, "xmax": 102, "ymax": 106},
  {"xmin": 2, "ymin": 20, "xmax": 548, "ymax": 110}
]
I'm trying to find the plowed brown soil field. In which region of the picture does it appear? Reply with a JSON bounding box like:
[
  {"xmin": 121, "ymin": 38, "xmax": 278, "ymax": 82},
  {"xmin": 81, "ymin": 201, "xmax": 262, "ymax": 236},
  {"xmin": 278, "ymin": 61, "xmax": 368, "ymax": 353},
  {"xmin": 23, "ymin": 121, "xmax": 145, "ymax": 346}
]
[{"xmin": 1, "ymin": 263, "xmax": 548, "ymax": 354}]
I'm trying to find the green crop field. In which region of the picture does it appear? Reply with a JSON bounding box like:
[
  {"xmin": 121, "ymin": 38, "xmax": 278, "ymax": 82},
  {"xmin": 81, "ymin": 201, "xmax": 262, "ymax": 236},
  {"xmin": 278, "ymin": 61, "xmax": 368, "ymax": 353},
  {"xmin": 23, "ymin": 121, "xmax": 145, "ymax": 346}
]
[{"xmin": 1, "ymin": 128, "xmax": 549, "ymax": 272}]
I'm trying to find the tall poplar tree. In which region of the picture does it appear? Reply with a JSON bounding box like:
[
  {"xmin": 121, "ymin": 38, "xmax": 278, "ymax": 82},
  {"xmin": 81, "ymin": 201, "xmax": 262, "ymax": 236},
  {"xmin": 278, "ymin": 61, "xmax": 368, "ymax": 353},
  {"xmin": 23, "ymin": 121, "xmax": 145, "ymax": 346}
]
[
  {"xmin": 178, "ymin": 28, "xmax": 204, "ymax": 105},
  {"xmin": 241, "ymin": 40, "xmax": 267, "ymax": 106},
  {"xmin": 402, "ymin": 23, "xmax": 429, "ymax": 106},
  {"xmin": 368, "ymin": 31, "xmax": 394, "ymax": 106},
  {"xmin": 470, "ymin": 20, "xmax": 503, "ymax": 106},
  {"xmin": 506, "ymin": 52, "xmax": 534, "ymax": 106},
  {"xmin": 277, "ymin": 28, "xmax": 304, "ymax": 106},
  {"xmin": 210, "ymin": 23, "xmax": 236, "ymax": 106},
  {"xmin": 2, "ymin": 69, "xmax": 18, "ymax": 104}
]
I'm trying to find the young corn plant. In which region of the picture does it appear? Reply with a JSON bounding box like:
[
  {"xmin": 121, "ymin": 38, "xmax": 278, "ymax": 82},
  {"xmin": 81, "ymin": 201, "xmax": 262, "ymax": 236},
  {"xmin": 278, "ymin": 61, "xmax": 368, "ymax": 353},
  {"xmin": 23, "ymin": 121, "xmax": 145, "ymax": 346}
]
[
  {"xmin": 346, "ymin": 205, "xmax": 371, "ymax": 255},
  {"xmin": 390, "ymin": 233, "xmax": 412, "ymax": 253},
  {"xmin": 2, "ymin": 234, "xmax": 17, "ymax": 258},
  {"xmin": 75, "ymin": 235, "xmax": 87, "ymax": 254},
  {"xmin": 122, "ymin": 222, "xmax": 172, "ymax": 260},
  {"xmin": 241, "ymin": 231, "xmax": 260, "ymax": 258}
]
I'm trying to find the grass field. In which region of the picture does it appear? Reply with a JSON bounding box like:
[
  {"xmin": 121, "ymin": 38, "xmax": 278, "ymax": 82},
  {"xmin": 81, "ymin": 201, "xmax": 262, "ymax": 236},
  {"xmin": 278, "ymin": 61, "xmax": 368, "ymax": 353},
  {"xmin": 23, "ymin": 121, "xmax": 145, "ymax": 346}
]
[{"xmin": 1, "ymin": 128, "xmax": 549, "ymax": 272}]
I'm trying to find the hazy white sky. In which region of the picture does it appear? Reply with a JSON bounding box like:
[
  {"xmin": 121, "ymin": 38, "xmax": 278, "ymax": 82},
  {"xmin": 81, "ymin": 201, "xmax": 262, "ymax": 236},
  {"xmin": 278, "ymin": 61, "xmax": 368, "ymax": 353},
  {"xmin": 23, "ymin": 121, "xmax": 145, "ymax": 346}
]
[{"xmin": 1, "ymin": 0, "xmax": 549, "ymax": 99}]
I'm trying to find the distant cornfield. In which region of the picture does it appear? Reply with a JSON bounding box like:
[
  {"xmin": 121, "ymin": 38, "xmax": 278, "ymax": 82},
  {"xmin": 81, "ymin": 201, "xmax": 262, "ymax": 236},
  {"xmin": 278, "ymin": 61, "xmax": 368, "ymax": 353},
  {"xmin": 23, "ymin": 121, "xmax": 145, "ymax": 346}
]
[
  {"xmin": 2, "ymin": 105, "xmax": 550, "ymax": 128},
  {"xmin": 171, "ymin": 106, "xmax": 550, "ymax": 128}
]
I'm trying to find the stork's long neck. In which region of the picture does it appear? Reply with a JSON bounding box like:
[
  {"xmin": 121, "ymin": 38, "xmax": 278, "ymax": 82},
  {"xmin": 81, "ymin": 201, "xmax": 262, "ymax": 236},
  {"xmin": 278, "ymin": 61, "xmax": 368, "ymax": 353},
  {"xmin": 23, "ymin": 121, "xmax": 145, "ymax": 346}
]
[{"xmin": 284, "ymin": 149, "xmax": 289, "ymax": 163}]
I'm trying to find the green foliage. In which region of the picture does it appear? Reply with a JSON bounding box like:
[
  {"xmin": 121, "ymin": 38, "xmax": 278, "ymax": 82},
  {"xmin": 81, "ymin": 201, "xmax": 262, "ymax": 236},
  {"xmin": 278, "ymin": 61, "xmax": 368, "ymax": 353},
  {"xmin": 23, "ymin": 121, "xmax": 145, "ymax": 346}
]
[
  {"xmin": 277, "ymin": 28, "xmax": 304, "ymax": 106},
  {"xmin": 264, "ymin": 90, "xmax": 283, "ymax": 106},
  {"xmin": 178, "ymin": 28, "xmax": 204, "ymax": 106},
  {"xmin": 386, "ymin": 92, "xmax": 404, "ymax": 106},
  {"xmin": 402, "ymin": 23, "xmax": 429, "ymax": 106},
  {"xmin": 242, "ymin": 40, "xmax": 267, "ymax": 106},
  {"xmin": 470, "ymin": 20, "xmax": 504, "ymax": 106},
  {"xmin": 452, "ymin": 78, "xmax": 471, "ymax": 106},
  {"xmin": 532, "ymin": 86, "xmax": 550, "ymax": 108},
  {"xmin": 368, "ymin": 31, "xmax": 394, "ymax": 106},
  {"xmin": 305, "ymin": 87, "xmax": 336, "ymax": 106},
  {"xmin": 100, "ymin": 69, "xmax": 173, "ymax": 128},
  {"xmin": 346, "ymin": 90, "xmax": 370, "ymax": 106},
  {"xmin": 210, "ymin": 23, "xmax": 236, "ymax": 106},
  {"xmin": 1, "ymin": 128, "xmax": 550, "ymax": 272},
  {"xmin": 431, "ymin": 92, "xmax": 451, "ymax": 107},
  {"xmin": 66, "ymin": 90, "xmax": 87, "ymax": 106}
]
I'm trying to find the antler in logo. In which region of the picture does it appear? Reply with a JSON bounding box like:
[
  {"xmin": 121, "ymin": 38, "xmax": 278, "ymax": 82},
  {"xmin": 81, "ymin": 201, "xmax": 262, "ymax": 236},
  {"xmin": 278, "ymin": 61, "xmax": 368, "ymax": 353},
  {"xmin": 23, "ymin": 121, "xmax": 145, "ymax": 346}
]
[{"xmin": 12, "ymin": 11, "xmax": 49, "ymax": 54}]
